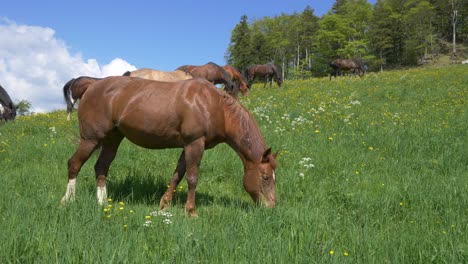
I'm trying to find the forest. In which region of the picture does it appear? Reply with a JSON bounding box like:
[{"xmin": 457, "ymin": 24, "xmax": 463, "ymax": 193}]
[{"xmin": 226, "ymin": 0, "xmax": 468, "ymax": 78}]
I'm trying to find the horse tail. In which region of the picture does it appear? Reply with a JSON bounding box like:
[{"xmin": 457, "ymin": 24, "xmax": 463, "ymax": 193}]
[
  {"xmin": 63, "ymin": 76, "xmax": 101, "ymax": 120},
  {"xmin": 122, "ymin": 71, "xmax": 131, "ymax": 76},
  {"xmin": 63, "ymin": 78, "xmax": 77, "ymax": 118}
]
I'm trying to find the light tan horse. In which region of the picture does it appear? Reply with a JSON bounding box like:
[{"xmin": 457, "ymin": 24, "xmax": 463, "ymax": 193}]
[
  {"xmin": 60, "ymin": 76, "xmax": 278, "ymax": 217},
  {"xmin": 123, "ymin": 68, "xmax": 193, "ymax": 82}
]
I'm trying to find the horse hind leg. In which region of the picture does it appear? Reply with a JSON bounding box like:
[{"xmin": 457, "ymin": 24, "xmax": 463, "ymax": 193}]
[
  {"xmin": 94, "ymin": 133, "xmax": 124, "ymax": 205},
  {"xmin": 61, "ymin": 139, "xmax": 100, "ymax": 204},
  {"xmin": 183, "ymin": 138, "xmax": 205, "ymax": 217},
  {"xmin": 160, "ymin": 151, "xmax": 187, "ymax": 210}
]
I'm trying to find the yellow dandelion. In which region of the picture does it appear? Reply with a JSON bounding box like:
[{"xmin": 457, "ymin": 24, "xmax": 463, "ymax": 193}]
[
  {"xmin": 130, "ymin": 210, "xmax": 135, "ymax": 214},
  {"xmin": 315, "ymin": 130, "xmax": 320, "ymax": 134},
  {"xmin": 119, "ymin": 207, "xmax": 124, "ymax": 211},
  {"xmin": 328, "ymin": 137, "xmax": 333, "ymax": 141},
  {"xmin": 343, "ymin": 251, "xmax": 349, "ymax": 257},
  {"xmin": 119, "ymin": 201, "xmax": 125, "ymax": 206},
  {"xmin": 145, "ymin": 215, "xmax": 151, "ymax": 220},
  {"xmin": 106, "ymin": 215, "xmax": 111, "ymax": 219},
  {"xmin": 355, "ymin": 170, "xmax": 359, "ymax": 175},
  {"xmin": 123, "ymin": 224, "xmax": 128, "ymax": 229},
  {"xmin": 107, "ymin": 198, "xmax": 113, "ymax": 203},
  {"xmin": 329, "ymin": 250, "xmax": 334, "ymax": 255},
  {"xmin": 103, "ymin": 208, "xmax": 109, "ymax": 213},
  {"xmin": 107, "ymin": 204, "xmax": 113, "ymax": 209},
  {"xmin": 399, "ymin": 202, "xmax": 404, "ymax": 206}
]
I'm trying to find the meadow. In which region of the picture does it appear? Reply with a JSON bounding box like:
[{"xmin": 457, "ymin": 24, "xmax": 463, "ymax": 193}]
[{"xmin": 0, "ymin": 65, "xmax": 466, "ymax": 263}]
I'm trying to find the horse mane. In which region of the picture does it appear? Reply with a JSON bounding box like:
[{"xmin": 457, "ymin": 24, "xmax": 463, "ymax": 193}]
[
  {"xmin": 269, "ymin": 63, "xmax": 282, "ymax": 80},
  {"xmin": 223, "ymin": 94, "xmax": 266, "ymax": 160},
  {"xmin": 0, "ymin": 84, "xmax": 16, "ymax": 121},
  {"xmin": 122, "ymin": 71, "xmax": 131, "ymax": 76}
]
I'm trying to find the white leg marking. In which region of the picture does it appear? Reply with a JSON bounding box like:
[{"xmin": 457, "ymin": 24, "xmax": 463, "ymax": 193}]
[
  {"xmin": 61, "ymin": 178, "xmax": 76, "ymax": 204},
  {"xmin": 97, "ymin": 185, "xmax": 107, "ymax": 205},
  {"xmin": 66, "ymin": 113, "xmax": 70, "ymax": 121}
]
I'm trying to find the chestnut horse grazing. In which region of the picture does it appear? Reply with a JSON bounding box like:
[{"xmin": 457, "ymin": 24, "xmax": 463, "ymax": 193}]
[
  {"xmin": 0, "ymin": 84, "xmax": 17, "ymax": 122},
  {"xmin": 63, "ymin": 76, "xmax": 102, "ymax": 120},
  {"xmin": 176, "ymin": 62, "xmax": 238, "ymax": 97},
  {"xmin": 122, "ymin": 68, "xmax": 193, "ymax": 82},
  {"xmin": 60, "ymin": 76, "xmax": 278, "ymax": 217},
  {"xmin": 223, "ymin": 65, "xmax": 250, "ymax": 96},
  {"xmin": 329, "ymin": 59, "xmax": 366, "ymax": 80},
  {"xmin": 244, "ymin": 63, "xmax": 283, "ymax": 88}
]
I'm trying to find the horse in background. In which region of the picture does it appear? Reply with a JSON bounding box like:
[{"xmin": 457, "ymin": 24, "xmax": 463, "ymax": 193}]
[
  {"xmin": 222, "ymin": 65, "xmax": 250, "ymax": 96},
  {"xmin": 123, "ymin": 68, "xmax": 193, "ymax": 82},
  {"xmin": 0, "ymin": 84, "xmax": 17, "ymax": 122},
  {"xmin": 63, "ymin": 76, "xmax": 102, "ymax": 120},
  {"xmin": 60, "ymin": 76, "xmax": 278, "ymax": 217},
  {"xmin": 244, "ymin": 63, "xmax": 283, "ymax": 88},
  {"xmin": 176, "ymin": 62, "xmax": 238, "ymax": 97},
  {"xmin": 329, "ymin": 59, "xmax": 366, "ymax": 80}
]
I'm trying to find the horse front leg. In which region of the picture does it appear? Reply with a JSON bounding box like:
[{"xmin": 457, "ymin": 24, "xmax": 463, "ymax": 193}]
[
  {"xmin": 160, "ymin": 151, "xmax": 187, "ymax": 210},
  {"xmin": 183, "ymin": 138, "xmax": 205, "ymax": 217},
  {"xmin": 61, "ymin": 139, "xmax": 99, "ymax": 204}
]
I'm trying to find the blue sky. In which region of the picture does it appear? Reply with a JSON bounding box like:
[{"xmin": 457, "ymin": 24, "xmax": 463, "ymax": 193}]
[{"xmin": 0, "ymin": 0, "xmax": 376, "ymax": 112}]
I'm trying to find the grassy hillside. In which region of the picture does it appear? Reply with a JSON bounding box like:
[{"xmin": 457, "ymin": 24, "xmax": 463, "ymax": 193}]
[{"xmin": 0, "ymin": 65, "xmax": 466, "ymax": 263}]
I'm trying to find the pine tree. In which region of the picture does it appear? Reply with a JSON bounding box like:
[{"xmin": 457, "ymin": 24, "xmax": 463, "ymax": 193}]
[{"xmin": 227, "ymin": 15, "xmax": 252, "ymax": 69}]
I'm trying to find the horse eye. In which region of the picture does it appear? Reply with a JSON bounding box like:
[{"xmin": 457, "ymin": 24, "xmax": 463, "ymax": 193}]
[{"xmin": 262, "ymin": 175, "xmax": 269, "ymax": 181}]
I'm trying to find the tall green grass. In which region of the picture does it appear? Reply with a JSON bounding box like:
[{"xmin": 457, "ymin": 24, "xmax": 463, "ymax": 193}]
[{"xmin": 0, "ymin": 65, "xmax": 466, "ymax": 263}]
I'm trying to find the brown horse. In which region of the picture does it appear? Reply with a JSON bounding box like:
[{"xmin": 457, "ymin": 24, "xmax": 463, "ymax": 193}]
[
  {"xmin": 63, "ymin": 76, "xmax": 102, "ymax": 120},
  {"xmin": 222, "ymin": 65, "xmax": 250, "ymax": 96},
  {"xmin": 176, "ymin": 62, "xmax": 237, "ymax": 97},
  {"xmin": 60, "ymin": 76, "xmax": 278, "ymax": 217},
  {"xmin": 0, "ymin": 84, "xmax": 17, "ymax": 122},
  {"xmin": 244, "ymin": 63, "xmax": 283, "ymax": 88},
  {"xmin": 329, "ymin": 59, "xmax": 366, "ymax": 80},
  {"xmin": 123, "ymin": 68, "xmax": 193, "ymax": 82}
]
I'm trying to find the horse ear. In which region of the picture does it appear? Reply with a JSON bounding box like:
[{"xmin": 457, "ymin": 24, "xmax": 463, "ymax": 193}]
[
  {"xmin": 272, "ymin": 151, "xmax": 279, "ymax": 159},
  {"xmin": 262, "ymin": 148, "xmax": 272, "ymax": 163}
]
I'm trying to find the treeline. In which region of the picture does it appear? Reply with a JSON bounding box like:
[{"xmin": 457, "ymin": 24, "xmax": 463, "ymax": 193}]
[{"xmin": 226, "ymin": 0, "xmax": 468, "ymax": 78}]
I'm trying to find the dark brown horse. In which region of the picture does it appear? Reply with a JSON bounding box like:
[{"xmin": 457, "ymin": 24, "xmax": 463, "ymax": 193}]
[
  {"xmin": 222, "ymin": 65, "xmax": 250, "ymax": 96},
  {"xmin": 60, "ymin": 76, "xmax": 278, "ymax": 217},
  {"xmin": 0, "ymin": 84, "xmax": 17, "ymax": 122},
  {"xmin": 329, "ymin": 59, "xmax": 366, "ymax": 80},
  {"xmin": 176, "ymin": 62, "xmax": 238, "ymax": 97},
  {"xmin": 63, "ymin": 76, "xmax": 102, "ymax": 120},
  {"xmin": 244, "ymin": 63, "xmax": 283, "ymax": 88}
]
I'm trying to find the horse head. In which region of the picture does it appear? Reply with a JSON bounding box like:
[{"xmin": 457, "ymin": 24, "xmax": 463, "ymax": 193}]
[
  {"xmin": 1, "ymin": 102, "xmax": 17, "ymax": 121},
  {"xmin": 243, "ymin": 148, "xmax": 278, "ymax": 208}
]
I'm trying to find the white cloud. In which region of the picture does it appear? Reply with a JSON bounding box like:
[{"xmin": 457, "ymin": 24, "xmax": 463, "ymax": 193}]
[{"xmin": 0, "ymin": 19, "xmax": 137, "ymax": 113}]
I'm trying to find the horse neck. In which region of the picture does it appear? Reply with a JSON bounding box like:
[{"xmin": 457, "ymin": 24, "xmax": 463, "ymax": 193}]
[
  {"xmin": 0, "ymin": 86, "xmax": 13, "ymax": 108},
  {"xmin": 223, "ymin": 100, "xmax": 266, "ymax": 166}
]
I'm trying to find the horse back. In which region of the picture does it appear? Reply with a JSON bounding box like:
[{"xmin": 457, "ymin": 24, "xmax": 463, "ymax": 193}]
[{"xmin": 79, "ymin": 77, "xmax": 227, "ymax": 148}]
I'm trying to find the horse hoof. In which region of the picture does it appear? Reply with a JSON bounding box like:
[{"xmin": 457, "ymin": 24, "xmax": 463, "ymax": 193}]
[{"xmin": 184, "ymin": 208, "xmax": 198, "ymax": 218}]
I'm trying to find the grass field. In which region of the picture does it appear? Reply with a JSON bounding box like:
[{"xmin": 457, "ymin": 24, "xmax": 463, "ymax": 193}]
[{"xmin": 0, "ymin": 65, "xmax": 466, "ymax": 263}]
